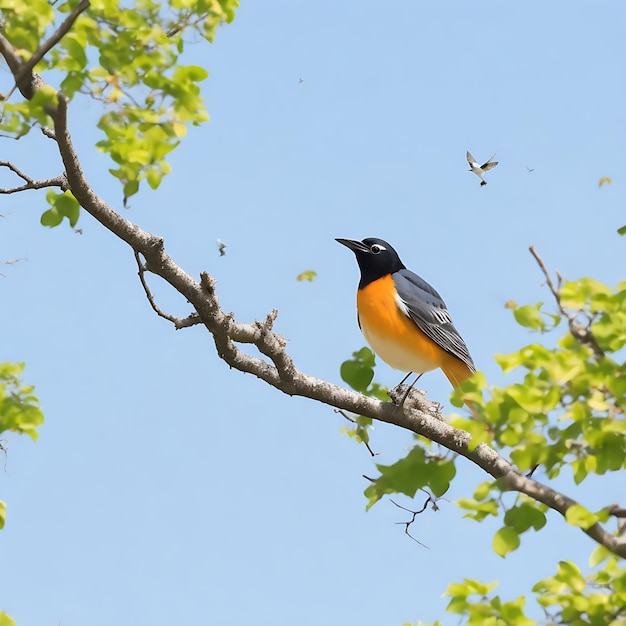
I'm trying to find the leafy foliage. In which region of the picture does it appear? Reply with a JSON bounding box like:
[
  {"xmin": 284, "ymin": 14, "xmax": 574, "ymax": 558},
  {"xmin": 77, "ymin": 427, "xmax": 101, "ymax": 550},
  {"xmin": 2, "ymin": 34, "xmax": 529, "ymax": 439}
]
[
  {"xmin": 364, "ymin": 443, "xmax": 456, "ymax": 510},
  {"xmin": 443, "ymin": 578, "xmax": 534, "ymax": 626},
  {"xmin": 340, "ymin": 347, "xmax": 388, "ymax": 400},
  {"xmin": 350, "ymin": 272, "xmax": 626, "ymax": 622},
  {"xmin": 296, "ymin": 270, "xmax": 317, "ymax": 282},
  {"xmin": 452, "ymin": 279, "xmax": 626, "ymax": 485},
  {"xmin": 41, "ymin": 189, "xmax": 81, "ymax": 228},
  {"xmin": 435, "ymin": 554, "xmax": 626, "ymax": 625},
  {"xmin": 0, "ymin": 613, "xmax": 16, "ymax": 626},
  {"xmin": 0, "ymin": 362, "xmax": 43, "ymax": 624},
  {"xmin": 0, "ymin": 0, "xmax": 239, "ymax": 210},
  {"xmin": 0, "ymin": 362, "xmax": 44, "ymax": 440},
  {"xmin": 339, "ymin": 347, "xmax": 388, "ymax": 446}
]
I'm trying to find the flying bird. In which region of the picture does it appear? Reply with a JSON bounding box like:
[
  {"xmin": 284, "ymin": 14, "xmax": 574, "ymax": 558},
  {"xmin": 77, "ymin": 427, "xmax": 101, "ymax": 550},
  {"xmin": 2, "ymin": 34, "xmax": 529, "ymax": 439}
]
[
  {"xmin": 336, "ymin": 237, "xmax": 475, "ymax": 391},
  {"xmin": 466, "ymin": 151, "xmax": 498, "ymax": 186}
]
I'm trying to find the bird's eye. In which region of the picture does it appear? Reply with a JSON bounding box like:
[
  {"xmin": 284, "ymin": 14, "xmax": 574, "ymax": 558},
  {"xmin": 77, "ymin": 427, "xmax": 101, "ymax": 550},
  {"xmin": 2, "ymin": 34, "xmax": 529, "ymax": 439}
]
[{"xmin": 370, "ymin": 244, "xmax": 386, "ymax": 254}]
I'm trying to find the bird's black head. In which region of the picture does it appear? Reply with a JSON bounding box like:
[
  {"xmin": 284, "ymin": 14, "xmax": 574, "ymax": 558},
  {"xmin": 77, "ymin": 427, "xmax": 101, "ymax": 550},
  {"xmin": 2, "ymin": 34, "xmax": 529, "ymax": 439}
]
[{"xmin": 336, "ymin": 237, "xmax": 406, "ymax": 288}]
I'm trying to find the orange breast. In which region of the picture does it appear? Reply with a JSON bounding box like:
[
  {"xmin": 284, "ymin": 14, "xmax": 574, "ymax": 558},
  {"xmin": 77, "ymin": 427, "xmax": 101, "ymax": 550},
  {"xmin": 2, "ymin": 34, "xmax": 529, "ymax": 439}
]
[{"xmin": 356, "ymin": 275, "xmax": 446, "ymax": 374}]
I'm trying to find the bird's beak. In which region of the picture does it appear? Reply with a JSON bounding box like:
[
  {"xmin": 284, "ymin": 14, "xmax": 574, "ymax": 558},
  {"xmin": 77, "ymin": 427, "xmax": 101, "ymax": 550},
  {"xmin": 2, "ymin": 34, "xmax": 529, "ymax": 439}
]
[{"xmin": 335, "ymin": 238, "xmax": 369, "ymax": 253}]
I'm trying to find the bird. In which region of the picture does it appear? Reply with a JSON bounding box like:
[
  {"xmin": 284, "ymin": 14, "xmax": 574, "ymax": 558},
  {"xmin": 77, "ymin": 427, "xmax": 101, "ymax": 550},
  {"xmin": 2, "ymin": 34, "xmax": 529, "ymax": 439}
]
[
  {"xmin": 216, "ymin": 238, "xmax": 227, "ymax": 256},
  {"xmin": 466, "ymin": 151, "xmax": 498, "ymax": 186},
  {"xmin": 336, "ymin": 237, "xmax": 475, "ymax": 390}
]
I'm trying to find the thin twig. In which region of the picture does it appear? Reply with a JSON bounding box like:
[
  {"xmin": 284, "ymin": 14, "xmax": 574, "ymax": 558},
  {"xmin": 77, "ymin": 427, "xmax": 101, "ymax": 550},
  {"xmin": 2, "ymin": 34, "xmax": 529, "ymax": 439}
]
[
  {"xmin": 335, "ymin": 408, "xmax": 379, "ymax": 456},
  {"xmin": 390, "ymin": 493, "xmax": 434, "ymax": 549},
  {"xmin": 133, "ymin": 250, "xmax": 202, "ymax": 329},
  {"xmin": 0, "ymin": 161, "xmax": 68, "ymax": 193},
  {"xmin": 4, "ymin": 0, "xmax": 91, "ymax": 101},
  {"xmin": 41, "ymin": 127, "xmax": 57, "ymax": 140},
  {"xmin": 529, "ymin": 245, "xmax": 605, "ymax": 359},
  {"xmin": 529, "ymin": 245, "xmax": 560, "ymax": 303},
  {"xmin": 607, "ymin": 504, "xmax": 626, "ymax": 519},
  {"xmin": 0, "ymin": 440, "xmax": 7, "ymax": 472}
]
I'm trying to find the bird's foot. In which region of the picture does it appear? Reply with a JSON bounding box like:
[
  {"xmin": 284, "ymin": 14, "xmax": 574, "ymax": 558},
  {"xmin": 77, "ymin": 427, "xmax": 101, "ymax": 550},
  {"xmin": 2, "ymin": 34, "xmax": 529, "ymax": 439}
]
[{"xmin": 388, "ymin": 385, "xmax": 444, "ymax": 418}]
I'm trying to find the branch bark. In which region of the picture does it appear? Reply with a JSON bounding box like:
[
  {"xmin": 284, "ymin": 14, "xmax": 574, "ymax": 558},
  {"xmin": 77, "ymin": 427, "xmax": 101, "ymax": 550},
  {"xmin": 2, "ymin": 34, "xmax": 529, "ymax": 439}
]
[
  {"xmin": 529, "ymin": 245, "xmax": 605, "ymax": 359},
  {"xmin": 2, "ymin": 0, "xmax": 90, "ymax": 101},
  {"xmin": 0, "ymin": 161, "xmax": 68, "ymax": 194},
  {"xmin": 1, "ymin": 26, "xmax": 625, "ymax": 559}
]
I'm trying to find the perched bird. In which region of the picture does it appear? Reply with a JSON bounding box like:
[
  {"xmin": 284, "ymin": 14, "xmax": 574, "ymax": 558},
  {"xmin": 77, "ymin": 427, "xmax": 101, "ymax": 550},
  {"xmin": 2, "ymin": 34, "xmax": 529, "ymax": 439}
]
[
  {"xmin": 337, "ymin": 237, "xmax": 475, "ymax": 389},
  {"xmin": 467, "ymin": 151, "xmax": 498, "ymax": 186}
]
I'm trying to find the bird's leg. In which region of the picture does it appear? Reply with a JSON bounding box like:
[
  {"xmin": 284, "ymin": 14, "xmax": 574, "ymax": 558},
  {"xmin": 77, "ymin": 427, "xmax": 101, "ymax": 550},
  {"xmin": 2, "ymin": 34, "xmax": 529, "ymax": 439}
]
[
  {"xmin": 389, "ymin": 372, "xmax": 412, "ymax": 404},
  {"xmin": 394, "ymin": 371, "xmax": 413, "ymax": 389},
  {"xmin": 395, "ymin": 372, "xmax": 423, "ymax": 406}
]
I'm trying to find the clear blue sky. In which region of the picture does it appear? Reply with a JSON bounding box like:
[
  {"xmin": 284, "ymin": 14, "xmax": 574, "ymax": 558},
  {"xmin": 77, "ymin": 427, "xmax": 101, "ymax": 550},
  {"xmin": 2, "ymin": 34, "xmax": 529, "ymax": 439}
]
[{"xmin": 2, "ymin": 2, "xmax": 625, "ymax": 625}]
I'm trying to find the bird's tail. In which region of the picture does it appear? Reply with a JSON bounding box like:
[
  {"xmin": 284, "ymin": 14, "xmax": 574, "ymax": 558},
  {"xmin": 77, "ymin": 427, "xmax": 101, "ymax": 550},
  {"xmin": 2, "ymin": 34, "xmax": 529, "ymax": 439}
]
[
  {"xmin": 441, "ymin": 359, "xmax": 475, "ymax": 388},
  {"xmin": 442, "ymin": 358, "xmax": 477, "ymax": 415}
]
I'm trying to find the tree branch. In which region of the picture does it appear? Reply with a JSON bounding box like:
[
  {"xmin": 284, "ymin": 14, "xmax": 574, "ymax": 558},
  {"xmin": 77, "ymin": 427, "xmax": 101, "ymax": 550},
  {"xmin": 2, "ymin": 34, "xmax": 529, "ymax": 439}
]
[
  {"xmin": 133, "ymin": 250, "xmax": 202, "ymax": 329},
  {"xmin": 37, "ymin": 91, "xmax": 626, "ymax": 560},
  {"xmin": 391, "ymin": 495, "xmax": 434, "ymax": 548},
  {"xmin": 2, "ymin": 0, "xmax": 90, "ymax": 101},
  {"xmin": 529, "ymin": 245, "xmax": 605, "ymax": 359},
  {"xmin": 2, "ymin": 26, "xmax": 625, "ymax": 559},
  {"xmin": 0, "ymin": 161, "xmax": 68, "ymax": 194}
]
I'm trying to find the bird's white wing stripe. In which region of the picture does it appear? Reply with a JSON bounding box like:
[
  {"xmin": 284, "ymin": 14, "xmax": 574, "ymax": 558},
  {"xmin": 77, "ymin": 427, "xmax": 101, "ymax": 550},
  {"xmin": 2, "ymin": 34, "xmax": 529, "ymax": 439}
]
[{"xmin": 395, "ymin": 292, "xmax": 411, "ymax": 318}]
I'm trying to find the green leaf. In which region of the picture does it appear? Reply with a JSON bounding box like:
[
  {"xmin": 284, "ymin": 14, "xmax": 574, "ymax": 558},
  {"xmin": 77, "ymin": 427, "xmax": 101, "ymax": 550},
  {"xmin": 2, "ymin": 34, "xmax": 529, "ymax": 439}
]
[
  {"xmin": 123, "ymin": 178, "xmax": 140, "ymax": 199},
  {"xmin": 340, "ymin": 348, "xmax": 376, "ymax": 393},
  {"xmin": 498, "ymin": 598, "xmax": 535, "ymax": 626},
  {"xmin": 565, "ymin": 504, "xmax": 599, "ymax": 529},
  {"xmin": 509, "ymin": 432, "xmax": 548, "ymax": 471},
  {"xmin": 0, "ymin": 362, "xmax": 44, "ymax": 440},
  {"xmin": 429, "ymin": 460, "xmax": 456, "ymax": 497},
  {"xmin": 175, "ymin": 64, "xmax": 209, "ymax": 82},
  {"xmin": 494, "ymin": 351, "xmax": 525, "ymax": 373},
  {"xmin": 54, "ymin": 191, "xmax": 81, "ymax": 227},
  {"xmin": 559, "ymin": 278, "xmax": 611, "ymax": 309},
  {"xmin": 456, "ymin": 497, "xmax": 499, "ymax": 522},
  {"xmin": 364, "ymin": 445, "xmax": 456, "ymax": 509},
  {"xmin": 554, "ymin": 560, "xmax": 586, "ymax": 592},
  {"xmin": 506, "ymin": 383, "xmax": 560, "ymax": 413},
  {"xmin": 0, "ymin": 500, "xmax": 5, "ymax": 530},
  {"xmin": 340, "ymin": 359, "xmax": 374, "ymax": 394},
  {"xmin": 589, "ymin": 544, "xmax": 612, "ymax": 567},
  {"xmin": 0, "ymin": 612, "xmax": 16, "ymax": 626},
  {"xmin": 42, "ymin": 190, "xmax": 81, "ymax": 228},
  {"xmin": 296, "ymin": 270, "xmax": 317, "ymax": 282},
  {"xmin": 40, "ymin": 207, "xmax": 64, "ymax": 227},
  {"xmin": 341, "ymin": 414, "xmax": 373, "ymax": 446},
  {"xmin": 473, "ymin": 481, "xmax": 495, "ymax": 502},
  {"xmin": 503, "ymin": 501, "xmax": 547, "ymax": 533},
  {"xmin": 493, "ymin": 526, "xmax": 520, "ymax": 557},
  {"xmin": 444, "ymin": 578, "xmax": 499, "ymax": 598},
  {"xmin": 512, "ymin": 303, "xmax": 545, "ymax": 330}
]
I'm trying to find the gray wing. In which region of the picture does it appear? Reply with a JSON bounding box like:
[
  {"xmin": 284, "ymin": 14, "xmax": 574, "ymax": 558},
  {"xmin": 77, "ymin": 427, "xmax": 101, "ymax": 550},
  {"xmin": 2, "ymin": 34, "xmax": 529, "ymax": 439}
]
[
  {"xmin": 393, "ymin": 269, "xmax": 476, "ymax": 371},
  {"xmin": 466, "ymin": 151, "xmax": 477, "ymax": 166}
]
